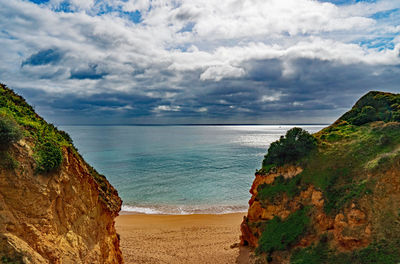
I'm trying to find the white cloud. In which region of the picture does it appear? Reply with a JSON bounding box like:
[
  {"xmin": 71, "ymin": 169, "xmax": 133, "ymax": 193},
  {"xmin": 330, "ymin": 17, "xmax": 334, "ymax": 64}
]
[
  {"xmin": 200, "ymin": 65, "xmax": 245, "ymax": 81},
  {"xmin": 0, "ymin": 0, "xmax": 399, "ymax": 123},
  {"xmin": 261, "ymin": 92, "xmax": 284, "ymax": 102},
  {"xmin": 153, "ymin": 105, "xmax": 181, "ymax": 112},
  {"xmin": 196, "ymin": 107, "xmax": 207, "ymax": 112}
]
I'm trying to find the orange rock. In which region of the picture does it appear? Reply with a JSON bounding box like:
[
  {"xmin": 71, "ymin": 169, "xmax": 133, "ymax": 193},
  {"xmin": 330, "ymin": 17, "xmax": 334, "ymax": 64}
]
[
  {"xmin": 248, "ymin": 201, "xmax": 264, "ymax": 221},
  {"xmin": 240, "ymin": 217, "xmax": 259, "ymax": 248},
  {"xmin": 0, "ymin": 142, "xmax": 123, "ymax": 263}
]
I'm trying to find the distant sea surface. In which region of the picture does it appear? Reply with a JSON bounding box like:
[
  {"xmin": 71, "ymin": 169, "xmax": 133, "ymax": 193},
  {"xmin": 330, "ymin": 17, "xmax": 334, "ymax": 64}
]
[{"xmin": 59, "ymin": 125, "xmax": 324, "ymax": 214}]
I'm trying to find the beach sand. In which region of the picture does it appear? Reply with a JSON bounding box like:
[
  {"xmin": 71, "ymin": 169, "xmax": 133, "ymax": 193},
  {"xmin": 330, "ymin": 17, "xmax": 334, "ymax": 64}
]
[{"xmin": 115, "ymin": 213, "xmax": 247, "ymax": 264}]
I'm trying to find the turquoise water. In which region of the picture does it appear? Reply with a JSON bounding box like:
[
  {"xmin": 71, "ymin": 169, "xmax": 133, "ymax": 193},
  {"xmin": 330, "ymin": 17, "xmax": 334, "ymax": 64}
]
[{"xmin": 59, "ymin": 125, "xmax": 324, "ymax": 214}]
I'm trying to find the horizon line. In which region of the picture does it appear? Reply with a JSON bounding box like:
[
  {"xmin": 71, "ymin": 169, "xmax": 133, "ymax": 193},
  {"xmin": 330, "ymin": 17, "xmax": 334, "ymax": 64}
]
[{"xmin": 56, "ymin": 123, "xmax": 330, "ymax": 126}]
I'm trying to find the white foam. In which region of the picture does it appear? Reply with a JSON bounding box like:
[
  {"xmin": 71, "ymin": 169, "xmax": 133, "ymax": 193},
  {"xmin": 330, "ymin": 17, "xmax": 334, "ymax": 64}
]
[
  {"xmin": 120, "ymin": 204, "xmax": 248, "ymax": 215},
  {"xmin": 121, "ymin": 205, "xmax": 164, "ymax": 214}
]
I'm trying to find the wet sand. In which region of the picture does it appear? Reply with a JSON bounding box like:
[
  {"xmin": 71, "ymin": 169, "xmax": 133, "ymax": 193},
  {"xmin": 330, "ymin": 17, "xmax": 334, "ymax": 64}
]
[{"xmin": 115, "ymin": 213, "xmax": 245, "ymax": 264}]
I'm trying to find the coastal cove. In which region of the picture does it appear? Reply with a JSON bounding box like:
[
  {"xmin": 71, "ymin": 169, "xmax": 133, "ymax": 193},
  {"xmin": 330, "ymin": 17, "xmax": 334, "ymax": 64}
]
[{"xmin": 60, "ymin": 125, "xmax": 325, "ymax": 215}]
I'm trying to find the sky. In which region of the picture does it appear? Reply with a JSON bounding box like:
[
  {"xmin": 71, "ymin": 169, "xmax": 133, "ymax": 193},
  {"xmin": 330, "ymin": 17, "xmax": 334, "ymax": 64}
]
[{"xmin": 0, "ymin": 0, "xmax": 399, "ymax": 125}]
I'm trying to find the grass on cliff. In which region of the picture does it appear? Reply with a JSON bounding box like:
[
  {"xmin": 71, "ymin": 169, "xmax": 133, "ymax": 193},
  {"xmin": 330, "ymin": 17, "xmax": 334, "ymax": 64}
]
[
  {"xmin": 254, "ymin": 91, "xmax": 400, "ymax": 262},
  {"xmin": 0, "ymin": 84, "xmax": 117, "ymax": 208},
  {"xmin": 0, "ymin": 84, "xmax": 71, "ymax": 172},
  {"xmin": 257, "ymin": 175, "xmax": 302, "ymax": 203},
  {"xmin": 302, "ymin": 120, "xmax": 400, "ymax": 214},
  {"xmin": 256, "ymin": 92, "xmax": 400, "ymax": 215},
  {"xmin": 257, "ymin": 207, "xmax": 310, "ymax": 255},
  {"xmin": 290, "ymin": 239, "xmax": 400, "ymax": 264}
]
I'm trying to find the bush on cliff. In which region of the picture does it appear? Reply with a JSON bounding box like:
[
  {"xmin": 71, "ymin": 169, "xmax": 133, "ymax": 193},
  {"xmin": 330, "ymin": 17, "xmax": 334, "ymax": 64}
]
[
  {"xmin": 34, "ymin": 141, "xmax": 62, "ymax": 173},
  {"xmin": 257, "ymin": 175, "xmax": 302, "ymax": 202},
  {"xmin": 262, "ymin": 127, "xmax": 317, "ymax": 168},
  {"xmin": 257, "ymin": 207, "xmax": 310, "ymax": 254},
  {"xmin": 340, "ymin": 91, "xmax": 400, "ymax": 126},
  {"xmin": 290, "ymin": 239, "xmax": 400, "ymax": 264},
  {"xmin": 0, "ymin": 115, "xmax": 22, "ymax": 149}
]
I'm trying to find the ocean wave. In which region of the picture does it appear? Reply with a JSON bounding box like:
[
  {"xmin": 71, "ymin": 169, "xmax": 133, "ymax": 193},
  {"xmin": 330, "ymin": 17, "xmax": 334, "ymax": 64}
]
[{"xmin": 120, "ymin": 204, "xmax": 248, "ymax": 215}]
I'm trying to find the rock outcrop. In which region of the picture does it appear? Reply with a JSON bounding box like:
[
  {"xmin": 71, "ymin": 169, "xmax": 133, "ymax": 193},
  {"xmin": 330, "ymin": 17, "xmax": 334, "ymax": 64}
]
[
  {"xmin": 0, "ymin": 84, "xmax": 123, "ymax": 263},
  {"xmin": 240, "ymin": 91, "xmax": 400, "ymax": 263}
]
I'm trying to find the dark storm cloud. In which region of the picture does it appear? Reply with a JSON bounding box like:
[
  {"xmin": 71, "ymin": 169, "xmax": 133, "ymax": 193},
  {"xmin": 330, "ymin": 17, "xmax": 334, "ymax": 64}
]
[
  {"xmin": 0, "ymin": 0, "xmax": 399, "ymax": 124},
  {"xmin": 70, "ymin": 64, "xmax": 107, "ymax": 80},
  {"xmin": 21, "ymin": 48, "xmax": 63, "ymax": 67}
]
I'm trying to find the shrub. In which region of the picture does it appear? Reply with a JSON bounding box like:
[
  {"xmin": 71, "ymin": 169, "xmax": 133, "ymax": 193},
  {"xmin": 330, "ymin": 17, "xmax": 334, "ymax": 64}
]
[
  {"xmin": 290, "ymin": 240, "xmax": 330, "ymax": 264},
  {"xmin": 290, "ymin": 240, "xmax": 400, "ymax": 264},
  {"xmin": 257, "ymin": 207, "xmax": 310, "ymax": 254},
  {"xmin": 262, "ymin": 128, "xmax": 317, "ymax": 167},
  {"xmin": 340, "ymin": 91, "xmax": 400, "ymax": 125},
  {"xmin": 324, "ymin": 180, "xmax": 370, "ymax": 215},
  {"xmin": 35, "ymin": 141, "xmax": 62, "ymax": 173},
  {"xmin": 257, "ymin": 175, "xmax": 301, "ymax": 202},
  {"xmin": 352, "ymin": 106, "xmax": 377, "ymax": 125},
  {"xmin": 0, "ymin": 115, "xmax": 22, "ymax": 149}
]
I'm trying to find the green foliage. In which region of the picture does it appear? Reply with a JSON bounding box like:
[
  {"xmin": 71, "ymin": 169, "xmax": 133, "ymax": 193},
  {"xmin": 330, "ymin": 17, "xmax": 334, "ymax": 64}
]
[
  {"xmin": 0, "ymin": 115, "xmax": 22, "ymax": 149},
  {"xmin": 263, "ymin": 127, "xmax": 317, "ymax": 167},
  {"xmin": 324, "ymin": 180, "xmax": 371, "ymax": 214},
  {"xmin": 290, "ymin": 240, "xmax": 400, "ymax": 264},
  {"xmin": 302, "ymin": 119, "xmax": 400, "ymax": 215},
  {"xmin": 0, "ymin": 83, "xmax": 117, "ymax": 208},
  {"xmin": 257, "ymin": 207, "xmax": 310, "ymax": 254},
  {"xmin": 257, "ymin": 175, "xmax": 301, "ymax": 202},
  {"xmin": 34, "ymin": 141, "xmax": 63, "ymax": 173},
  {"xmin": 0, "ymin": 84, "xmax": 72, "ymax": 148},
  {"xmin": 340, "ymin": 91, "xmax": 400, "ymax": 126},
  {"xmin": 257, "ymin": 163, "xmax": 276, "ymax": 174},
  {"xmin": 290, "ymin": 239, "xmax": 330, "ymax": 264}
]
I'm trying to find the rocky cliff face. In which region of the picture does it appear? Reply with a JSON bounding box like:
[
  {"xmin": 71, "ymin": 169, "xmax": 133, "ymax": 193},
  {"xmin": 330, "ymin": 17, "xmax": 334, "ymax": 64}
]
[
  {"xmin": 0, "ymin": 84, "xmax": 123, "ymax": 263},
  {"xmin": 240, "ymin": 91, "xmax": 400, "ymax": 263}
]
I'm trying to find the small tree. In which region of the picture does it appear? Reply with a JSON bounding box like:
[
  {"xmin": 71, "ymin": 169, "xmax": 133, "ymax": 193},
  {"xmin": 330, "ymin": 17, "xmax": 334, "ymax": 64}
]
[
  {"xmin": 262, "ymin": 127, "xmax": 317, "ymax": 167},
  {"xmin": 0, "ymin": 115, "xmax": 22, "ymax": 149},
  {"xmin": 35, "ymin": 141, "xmax": 63, "ymax": 173}
]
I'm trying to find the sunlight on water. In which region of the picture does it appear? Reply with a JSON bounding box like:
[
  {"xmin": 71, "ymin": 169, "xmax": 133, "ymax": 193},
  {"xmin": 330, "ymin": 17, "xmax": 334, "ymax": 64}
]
[{"xmin": 60, "ymin": 125, "xmax": 325, "ymax": 214}]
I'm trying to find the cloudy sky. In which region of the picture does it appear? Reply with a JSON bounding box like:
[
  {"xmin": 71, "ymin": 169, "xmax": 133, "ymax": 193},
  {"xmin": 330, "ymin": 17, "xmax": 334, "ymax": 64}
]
[{"xmin": 0, "ymin": 0, "xmax": 399, "ymax": 124}]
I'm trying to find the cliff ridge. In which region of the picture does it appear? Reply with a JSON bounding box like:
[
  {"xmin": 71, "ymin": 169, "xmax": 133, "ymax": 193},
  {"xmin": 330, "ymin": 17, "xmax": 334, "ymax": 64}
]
[
  {"xmin": 0, "ymin": 84, "xmax": 123, "ymax": 263},
  {"xmin": 240, "ymin": 91, "xmax": 400, "ymax": 263}
]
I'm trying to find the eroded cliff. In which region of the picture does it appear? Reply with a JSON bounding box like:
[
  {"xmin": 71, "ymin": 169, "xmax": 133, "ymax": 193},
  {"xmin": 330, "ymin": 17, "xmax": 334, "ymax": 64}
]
[
  {"xmin": 240, "ymin": 91, "xmax": 400, "ymax": 263},
  {"xmin": 0, "ymin": 84, "xmax": 123, "ymax": 263}
]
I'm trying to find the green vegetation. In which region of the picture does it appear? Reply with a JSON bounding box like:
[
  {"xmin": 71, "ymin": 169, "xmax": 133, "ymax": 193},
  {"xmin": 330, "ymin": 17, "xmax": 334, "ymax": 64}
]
[
  {"xmin": 262, "ymin": 127, "xmax": 317, "ymax": 168},
  {"xmin": 300, "ymin": 120, "xmax": 400, "ymax": 214},
  {"xmin": 0, "ymin": 84, "xmax": 67, "ymax": 172},
  {"xmin": 324, "ymin": 180, "xmax": 371, "ymax": 214},
  {"xmin": 0, "ymin": 115, "xmax": 22, "ymax": 149},
  {"xmin": 257, "ymin": 207, "xmax": 310, "ymax": 254},
  {"xmin": 290, "ymin": 238, "xmax": 330, "ymax": 264},
  {"xmin": 340, "ymin": 91, "xmax": 400, "ymax": 125},
  {"xmin": 0, "ymin": 84, "xmax": 115, "ymax": 206},
  {"xmin": 257, "ymin": 175, "xmax": 302, "ymax": 202},
  {"xmin": 290, "ymin": 240, "xmax": 400, "ymax": 264},
  {"xmin": 250, "ymin": 91, "xmax": 400, "ymax": 262},
  {"xmin": 34, "ymin": 141, "xmax": 63, "ymax": 173}
]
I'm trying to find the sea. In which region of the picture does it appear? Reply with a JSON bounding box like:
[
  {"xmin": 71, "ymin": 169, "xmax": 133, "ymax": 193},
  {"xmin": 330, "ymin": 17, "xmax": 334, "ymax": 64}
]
[{"xmin": 59, "ymin": 125, "xmax": 325, "ymax": 214}]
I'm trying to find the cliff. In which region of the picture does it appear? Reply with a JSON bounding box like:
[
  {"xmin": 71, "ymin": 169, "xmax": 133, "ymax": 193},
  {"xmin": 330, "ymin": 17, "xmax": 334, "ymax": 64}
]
[
  {"xmin": 240, "ymin": 91, "xmax": 400, "ymax": 263},
  {"xmin": 0, "ymin": 84, "xmax": 123, "ymax": 263}
]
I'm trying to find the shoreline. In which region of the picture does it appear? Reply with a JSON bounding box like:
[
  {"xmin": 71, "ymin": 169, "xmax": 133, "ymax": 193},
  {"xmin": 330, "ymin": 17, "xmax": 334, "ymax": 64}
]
[
  {"xmin": 120, "ymin": 204, "xmax": 249, "ymax": 215},
  {"xmin": 119, "ymin": 210, "xmax": 248, "ymax": 215},
  {"xmin": 116, "ymin": 212, "xmax": 246, "ymax": 264}
]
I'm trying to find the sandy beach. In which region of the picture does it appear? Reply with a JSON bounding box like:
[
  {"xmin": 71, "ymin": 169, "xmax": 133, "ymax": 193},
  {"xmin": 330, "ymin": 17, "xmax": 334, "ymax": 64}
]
[{"xmin": 115, "ymin": 213, "xmax": 246, "ymax": 264}]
